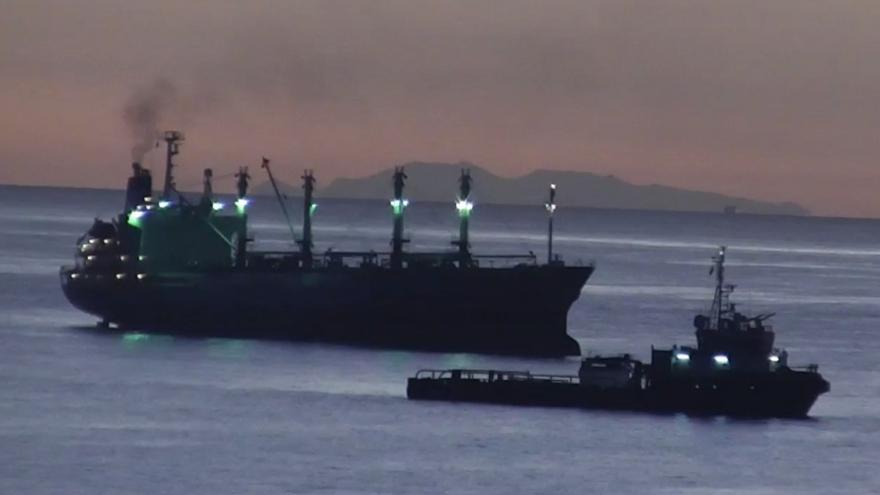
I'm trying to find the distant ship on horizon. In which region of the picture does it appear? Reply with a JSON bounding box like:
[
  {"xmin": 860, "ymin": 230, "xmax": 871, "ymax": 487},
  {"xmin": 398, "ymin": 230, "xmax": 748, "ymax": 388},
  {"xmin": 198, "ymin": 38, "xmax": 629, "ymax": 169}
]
[{"xmin": 60, "ymin": 131, "xmax": 593, "ymax": 356}]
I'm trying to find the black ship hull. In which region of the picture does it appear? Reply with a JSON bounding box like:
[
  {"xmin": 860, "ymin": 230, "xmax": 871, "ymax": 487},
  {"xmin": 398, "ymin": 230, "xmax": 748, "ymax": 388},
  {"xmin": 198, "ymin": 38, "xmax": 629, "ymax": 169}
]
[
  {"xmin": 61, "ymin": 265, "xmax": 592, "ymax": 356},
  {"xmin": 406, "ymin": 367, "xmax": 829, "ymax": 418}
]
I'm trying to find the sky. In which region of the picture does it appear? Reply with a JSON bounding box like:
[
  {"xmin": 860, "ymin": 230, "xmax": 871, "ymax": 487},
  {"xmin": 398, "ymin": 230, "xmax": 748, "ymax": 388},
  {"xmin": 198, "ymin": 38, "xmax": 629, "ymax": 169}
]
[{"xmin": 1, "ymin": 0, "xmax": 879, "ymax": 217}]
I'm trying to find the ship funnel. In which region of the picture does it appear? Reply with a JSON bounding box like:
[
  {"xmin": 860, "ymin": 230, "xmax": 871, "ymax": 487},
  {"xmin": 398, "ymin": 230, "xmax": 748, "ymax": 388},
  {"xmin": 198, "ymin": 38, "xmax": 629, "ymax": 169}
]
[{"xmin": 124, "ymin": 162, "xmax": 152, "ymax": 212}]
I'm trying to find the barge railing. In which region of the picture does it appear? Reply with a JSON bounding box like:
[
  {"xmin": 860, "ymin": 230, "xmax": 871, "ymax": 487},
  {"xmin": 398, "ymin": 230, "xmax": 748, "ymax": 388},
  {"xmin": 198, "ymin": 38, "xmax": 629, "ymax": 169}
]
[{"xmin": 413, "ymin": 368, "xmax": 578, "ymax": 384}]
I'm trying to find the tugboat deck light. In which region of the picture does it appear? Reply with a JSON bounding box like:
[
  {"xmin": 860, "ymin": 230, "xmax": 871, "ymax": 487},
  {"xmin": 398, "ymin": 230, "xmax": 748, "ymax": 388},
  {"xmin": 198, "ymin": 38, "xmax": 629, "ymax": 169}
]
[
  {"xmin": 158, "ymin": 200, "xmax": 172, "ymax": 209},
  {"xmin": 674, "ymin": 352, "xmax": 690, "ymax": 361},
  {"xmin": 212, "ymin": 202, "xmax": 225, "ymax": 211},
  {"xmin": 769, "ymin": 355, "xmax": 780, "ymax": 363},
  {"xmin": 310, "ymin": 203, "xmax": 318, "ymax": 216},
  {"xmin": 713, "ymin": 355, "xmax": 730, "ymax": 366}
]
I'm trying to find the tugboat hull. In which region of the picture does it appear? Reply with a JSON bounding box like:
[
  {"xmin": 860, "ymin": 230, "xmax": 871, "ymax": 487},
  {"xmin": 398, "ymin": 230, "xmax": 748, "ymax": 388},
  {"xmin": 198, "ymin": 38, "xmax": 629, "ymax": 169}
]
[
  {"xmin": 61, "ymin": 265, "xmax": 592, "ymax": 356},
  {"xmin": 647, "ymin": 370, "xmax": 830, "ymax": 418}
]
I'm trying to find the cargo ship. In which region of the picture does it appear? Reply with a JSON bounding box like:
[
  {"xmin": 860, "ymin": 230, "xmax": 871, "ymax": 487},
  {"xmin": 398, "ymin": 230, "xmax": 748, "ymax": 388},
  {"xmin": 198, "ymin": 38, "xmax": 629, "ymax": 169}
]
[
  {"xmin": 407, "ymin": 247, "xmax": 830, "ymax": 418},
  {"xmin": 60, "ymin": 131, "xmax": 593, "ymax": 356}
]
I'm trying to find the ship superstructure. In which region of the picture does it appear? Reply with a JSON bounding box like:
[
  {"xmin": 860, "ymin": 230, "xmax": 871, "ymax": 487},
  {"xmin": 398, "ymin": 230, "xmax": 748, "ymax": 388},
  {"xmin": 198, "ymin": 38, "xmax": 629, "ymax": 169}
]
[{"xmin": 61, "ymin": 131, "xmax": 593, "ymax": 356}]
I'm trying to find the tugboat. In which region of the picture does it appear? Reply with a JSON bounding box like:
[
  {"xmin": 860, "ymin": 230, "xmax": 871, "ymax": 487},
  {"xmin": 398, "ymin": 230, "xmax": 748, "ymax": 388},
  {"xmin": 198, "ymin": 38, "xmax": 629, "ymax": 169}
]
[
  {"xmin": 407, "ymin": 247, "xmax": 830, "ymax": 418},
  {"xmin": 60, "ymin": 131, "xmax": 593, "ymax": 356}
]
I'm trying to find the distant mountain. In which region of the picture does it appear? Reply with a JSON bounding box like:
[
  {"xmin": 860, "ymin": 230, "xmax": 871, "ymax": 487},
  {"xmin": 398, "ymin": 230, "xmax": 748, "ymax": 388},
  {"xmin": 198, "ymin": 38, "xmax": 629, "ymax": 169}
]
[
  {"xmin": 253, "ymin": 179, "xmax": 298, "ymax": 198},
  {"xmin": 255, "ymin": 162, "xmax": 808, "ymax": 216}
]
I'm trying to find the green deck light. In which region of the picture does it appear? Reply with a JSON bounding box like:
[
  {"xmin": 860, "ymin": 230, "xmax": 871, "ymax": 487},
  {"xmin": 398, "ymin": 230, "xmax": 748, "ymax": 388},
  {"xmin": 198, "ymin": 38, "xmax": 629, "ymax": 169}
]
[
  {"xmin": 310, "ymin": 203, "xmax": 318, "ymax": 216},
  {"xmin": 455, "ymin": 198, "xmax": 474, "ymax": 217},
  {"xmin": 127, "ymin": 210, "xmax": 147, "ymax": 227},
  {"xmin": 390, "ymin": 198, "xmax": 409, "ymax": 216},
  {"xmin": 234, "ymin": 198, "xmax": 250, "ymax": 214}
]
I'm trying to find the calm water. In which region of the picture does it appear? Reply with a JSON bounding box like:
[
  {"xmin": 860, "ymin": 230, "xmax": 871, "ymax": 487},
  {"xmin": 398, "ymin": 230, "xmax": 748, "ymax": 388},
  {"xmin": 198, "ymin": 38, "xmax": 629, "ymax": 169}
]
[{"xmin": 1, "ymin": 185, "xmax": 878, "ymax": 494}]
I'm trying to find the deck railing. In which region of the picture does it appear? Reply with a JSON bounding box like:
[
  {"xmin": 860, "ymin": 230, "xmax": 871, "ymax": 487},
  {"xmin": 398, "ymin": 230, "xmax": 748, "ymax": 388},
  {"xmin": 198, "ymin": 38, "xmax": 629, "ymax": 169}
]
[{"xmin": 413, "ymin": 368, "xmax": 578, "ymax": 384}]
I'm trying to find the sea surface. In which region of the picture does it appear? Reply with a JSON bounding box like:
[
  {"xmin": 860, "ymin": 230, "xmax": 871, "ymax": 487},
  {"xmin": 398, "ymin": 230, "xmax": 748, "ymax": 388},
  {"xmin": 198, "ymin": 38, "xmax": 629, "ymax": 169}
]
[{"xmin": 1, "ymin": 184, "xmax": 878, "ymax": 494}]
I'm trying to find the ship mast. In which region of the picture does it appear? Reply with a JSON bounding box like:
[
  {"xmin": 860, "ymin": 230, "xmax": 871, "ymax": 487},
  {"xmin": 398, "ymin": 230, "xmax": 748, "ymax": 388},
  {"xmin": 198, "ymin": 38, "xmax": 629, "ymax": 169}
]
[
  {"xmin": 233, "ymin": 166, "xmax": 251, "ymax": 268},
  {"xmin": 709, "ymin": 245, "xmax": 731, "ymax": 330},
  {"xmin": 161, "ymin": 130, "xmax": 184, "ymax": 199},
  {"xmin": 545, "ymin": 184, "xmax": 557, "ymax": 264},
  {"xmin": 200, "ymin": 168, "xmax": 214, "ymax": 207},
  {"xmin": 453, "ymin": 169, "xmax": 474, "ymax": 266},
  {"xmin": 299, "ymin": 170, "xmax": 316, "ymax": 268},
  {"xmin": 390, "ymin": 167, "xmax": 409, "ymax": 269}
]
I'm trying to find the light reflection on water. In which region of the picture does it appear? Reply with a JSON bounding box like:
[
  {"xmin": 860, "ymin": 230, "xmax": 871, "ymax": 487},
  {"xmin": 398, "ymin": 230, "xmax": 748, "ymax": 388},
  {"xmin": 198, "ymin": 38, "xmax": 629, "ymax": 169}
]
[{"xmin": 1, "ymin": 187, "xmax": 878, "ymax": 494}]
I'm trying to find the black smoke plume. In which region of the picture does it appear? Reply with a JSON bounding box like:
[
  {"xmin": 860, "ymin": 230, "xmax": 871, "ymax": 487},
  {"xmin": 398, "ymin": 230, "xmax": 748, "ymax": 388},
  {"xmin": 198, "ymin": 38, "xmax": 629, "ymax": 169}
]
[{"xmin": 123, "ymin": 78, "xmax": 179, "ymax": 162}]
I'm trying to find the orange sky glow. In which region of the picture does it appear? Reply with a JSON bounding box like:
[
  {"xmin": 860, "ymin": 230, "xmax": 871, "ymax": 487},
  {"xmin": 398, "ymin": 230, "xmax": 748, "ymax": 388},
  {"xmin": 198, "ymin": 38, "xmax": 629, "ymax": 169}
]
[{"xmin": 2, "ymin": 1, "xmax": 879, "ymax": 217}]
